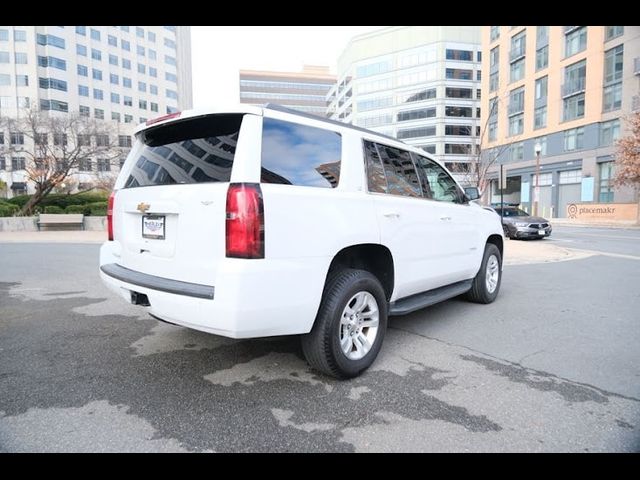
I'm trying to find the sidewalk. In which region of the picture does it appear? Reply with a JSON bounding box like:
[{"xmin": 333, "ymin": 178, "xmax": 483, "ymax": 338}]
[
  {"xmin": 550, "ymin": 218, "xmax": 640, "ymax": 229},
  {"xmin": 0, "ymin": 229, "xmax": 594, "ymax": 266},
  {"xmin": 0, "ymin": 230, "xmax": 106, "ymax": 244}
]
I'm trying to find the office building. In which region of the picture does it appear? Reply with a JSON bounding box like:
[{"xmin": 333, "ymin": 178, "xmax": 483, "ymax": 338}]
[
  {"xmin": 327, "ymin": 26, "xmax": 482, "ymax": 182},
  {"xmin": 239, "ymin": 65, "xmax": 335, "ymax": 116},
  {"xmin": 0, "ymin": 25, "xmax": 192, "ymax": 197}
]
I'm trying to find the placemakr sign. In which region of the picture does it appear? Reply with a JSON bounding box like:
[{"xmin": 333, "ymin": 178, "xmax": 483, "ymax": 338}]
[{"xmin": 566, "ymin": 203, "xmax": 639, "ymax": 222}]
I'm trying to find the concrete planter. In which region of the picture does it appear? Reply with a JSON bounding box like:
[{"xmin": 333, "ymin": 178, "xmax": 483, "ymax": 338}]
[{"xmin": 0, "ymin": 216, "xmax": 107, "ymax": 232}]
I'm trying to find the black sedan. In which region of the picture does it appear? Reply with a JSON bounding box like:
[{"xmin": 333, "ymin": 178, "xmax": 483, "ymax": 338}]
[{"xmin": 493, "ymin": 207, "xmax": 552, "ymax": 240}]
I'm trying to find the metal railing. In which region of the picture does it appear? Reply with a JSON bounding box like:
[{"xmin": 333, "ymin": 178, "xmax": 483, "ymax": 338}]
[{"xmin": 561, "ymin": 77, "xmax": 586, "ymax": 97}]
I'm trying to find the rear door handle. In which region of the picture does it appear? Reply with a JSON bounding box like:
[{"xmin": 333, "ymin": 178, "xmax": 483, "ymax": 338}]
[
  {"xmin": 383, "ymin": 212, "xmax": 400, "ymax": 218},
  {"xmin": 440, "ymin": 216, "xmax": 452, "ymax": 221}
]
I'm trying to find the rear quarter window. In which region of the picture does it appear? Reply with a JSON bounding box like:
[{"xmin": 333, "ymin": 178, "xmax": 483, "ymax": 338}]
[{"xmin": 261, "ymin": 117, "xmax": 341, "ymax": 188}]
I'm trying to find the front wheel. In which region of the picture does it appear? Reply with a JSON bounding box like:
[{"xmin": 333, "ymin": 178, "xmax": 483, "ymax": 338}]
[
  {"xmin": 301, "ymin": 269, "xmax": 388, "ymax": 379},
  {"xmin": 466, "ymin": 243, "xmax": 502, "ymax": 304}
]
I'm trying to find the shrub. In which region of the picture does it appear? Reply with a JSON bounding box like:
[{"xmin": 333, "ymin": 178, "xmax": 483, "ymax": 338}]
[
  {"xmin": 65, "ymin": 205, "xmax": 88, "ymax": 214},
  {"xmin": 0, "ymin": 204, "xmax": 20, "ymax": 217},
  {"xmin": 90, "ymin": 208, "xmax": 107, "ymax": 216},
  {"xmin": 7, "ymin": 192, "xmax": 109, "ymax": 209},
  {"xmin": 6, "ymin": 195, "xmax": 30, "ymax": 207},
  {"xmin": 44, "ymin": 206, "xmax": 65, "ymax": 214},
  {"xmin": 85, "ymin": 202, "xmax": 108, "ymax": 216}
]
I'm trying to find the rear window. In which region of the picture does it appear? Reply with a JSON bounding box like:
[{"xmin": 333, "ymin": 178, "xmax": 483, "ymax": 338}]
[
  {"xmin": 122, "ymin": 114, "xmax": 243, "ymax": 188},
  {"xmin": 261, "ymin": 117, "xmax": 341, "ymax": 188}
]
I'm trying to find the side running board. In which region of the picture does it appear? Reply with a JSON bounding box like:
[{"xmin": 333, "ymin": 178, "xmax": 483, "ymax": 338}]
[{"xmin": 388, "ymin": 279, "xmax": 473, "ymax": 316}]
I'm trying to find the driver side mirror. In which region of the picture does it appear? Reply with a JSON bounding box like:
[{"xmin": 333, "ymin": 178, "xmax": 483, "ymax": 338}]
[{"xmin": 464, "ymin": 186, "xmax": 480, "ymax": 201}]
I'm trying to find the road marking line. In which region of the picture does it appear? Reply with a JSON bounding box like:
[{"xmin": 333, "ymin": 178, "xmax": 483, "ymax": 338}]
[{"xmin": 563, "ymin": 248, "xmax": 640, "ymax": 261}]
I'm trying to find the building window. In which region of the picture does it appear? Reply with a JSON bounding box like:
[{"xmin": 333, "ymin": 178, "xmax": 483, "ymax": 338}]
[
  {"xmin": 599, "ymin": 161, "xmax": 615, "ymax": 202},
  {"xmin": 510, "ymin": 142, "xmax": 524, "ymax": 161},
  {"xmin": 397, "ymin": 127, "xmax": 436, "ymax": 139},
  {"xmin": 10, "ymin": 132, "xmax": 24, "ymax": 145},
  {"xmin": 445, "ymin": 87, "xmax": 472, "ymax": 99},
  {"xmin": 123, "ymin": 96, "xmax": 132, "ymax": 106},
  {"xmin": 36, "ymin": 34, "xmax": 65, "ymax": 49},
  {"xmin": 604, "ymin": 45, "xmax": 624, "ymax": 85},
  {"xmin": 536, "ymin": 26, "xmax": 548, "ymax": 46},
  {"xmin": 76, "ymin": 44, "xmax": 87, "ymax": 56},
  {"xmin": 139, "ymin": 99, "xmax": 147, "ymax": 110},
  {"xmin": 78, "ymin": 159, "xmax": 92, "ymax": 172},
  {"xmin": 123, "ymin": 77, "xmax": 132, "ymax": 88},
  {"xmin": 111, "ymin": 93, "xmax": 120, "ymax": 104},
  {"xmin": 0, "ymin": 29, "xmax": 7, "ymax": 41},
  {"xmin": 91, "ymin": 49, "xmax": 101, "ymax": 61},
  {"xmin": 446, "ymin": 68, "xmax": 472, "ymax": 80},
  {"xmin": 92, "ymin": 69, "xmax": 102, "ymax": 81},
  {"xmin": 122, "ymin": 59, "xmax": 131, "ymax": 70},
  {"xmin": 490, "ymin": 26, "xmax": 500, "ymax": 42},
  {"xmin": 150, "ymin": 85, "xmax": 158, "ymax": 95},
  {"xmin": 536, "ymin": 45, "xmax": 548, "ymax": 71},
  {"xmin": 165, "ymin": 55, "xmax": 176, "ymax": 66},
  {"xmin": 509, "ymin": 87, "xmax": 525, "ymax": 115},
  {"xmin": 111, "ymin": 112, "xmax": 121, "ymax": 122},
  {"xmin": 79, "ymin": 105, "xmax": 90, "ymax": 117},
  {"xmin": 148, "ymin": 49, "xmax": 156, "ymax": 60},
  {"xmin": 118, "ymin": 135, "xmax": 132, "ymax": 148},
  {"xmin": 138, "ymin": 81, "xmax": 146, "ymax": 92},
  {"xmin": 534, "ymin": 76, "xmax": 548, "ymax": 107},
  {"xmin": 164, "ymin": 37, "xmax": 176, "ymax": 49},
  {"xmin": 76, "ymin": 26, "xmax": 86, "ymax": 36},
  {"xmin": 534, "ymin": 106, "xmax": 547, "ymax": 130},
  {"xmin": 510, "ymin": 58, "xmax": 525, "ymax": 83},
  {"xmin": 94, "ymin": 108, "xmax": 104, "ymax": 120},
  {"xmin": 166, "ymin": 89, "xmax": 178, "ymax": 100},
  {"xmin": 90, "ymin": 28, "xmax": 101, "ymax": 41},
  {"xmin": 14, "ymin": 52, "xmax": 27, "ymax": 64},
  {"xmin": 108, "ymin": 35, "xmax": 117, "ymax": 47},
  {"xmin": 93, "ymin": 89, "xmax": 103, "ymax": 100},
  {"xmin": 509, "ymin": 113, "xmax": 524, "ymax": 136},
  {"xmin": 16, "ymin": 74, "xmax": 28, "ymax": 86},
  {"xmin": 445, "ymin": 125, "xmax": 472, "ymax": 136},
  {"xmin": 110, "ymin": 73, "xmax": 119, "ymax": 85},
  {"xmin": 0, "ymin": 51, "xmax": 8, "ymax": 63},
  {"xmin": 490, "ymin": 46, "xmax": 499, "ymax": 68},
  {"xmin": 603, "ymin": 83, "xmax": 623, "ymax": 112},
  {"xmin": 488, "ymin": 121, "xmax": 497, "ymax": 142},
  {"xmin": 137, "ymin": 63, "xmax": 146, "ymax": 74},
  {"xmin": 510, "ymin": 30, "xmax": 526, "ymax": 61},
  {"xmin": 446, "ymin": 49, "xmax": 473, "ymax": 61},
  {"xmin": 137, "ymin": 45, "xmax": 145, "ymax": 56},
  {"xmin": 563, "ymin": 94, "xmax": 585, "ymax": 122},
  {"xmin": 97, "ymin": 159, "xmax": 111, "ymax": 172},
  {"xmin": 150, "ymin": 102, "xmax": 158, "ymax": 112},
  {"xmin": 0, "ymin": 73, "xmax": 9, "ymax": 86},
  {"xmin": 11, "ymin": 157, "xmax": 26, "ymax": 170},
  {"xmin": 564, "ymin": 127, "xmax": 585, "ymax": 151},
  {"xmin": 396, "ymin": 108, "xmax": 436, "ymax": 122},
  {"xmin": 605, "ymin": 26, "xmax": 624, "ymax": 41},
  {"xmin": 78, "ymin": 85, "xmax": 89, "ymax": 96},
  {"xmin": 165, "ymin": 72, "xmax": 177, "ymax": 83},
  {"xmin": 565, "ymin": 26, "xmax": 587, "ymax": 57},
  {"xmin": 124, "ymin": 114, "xmax": 133, "ymax": 124},
  {"xmin": 121, "ymin": 40, "xmax": 130, "ymax": 51},
  {"xmin": 444, "ymin": 144, "xmax": 472, "ymax": 155},
  {"xmin": 147, "ymin": 31, "xmax": 156, "ymax": 42},
  {"xmin": 136, "ymin": 27, "xmax": 144, "ymax": 38},
  {"xmin": 445, "ymin": 106, "xmax": 472, "ymax": 117},
  {"xmin": 489, "ymin": 71, "xmax": 499, "ymax": 93},
  {"xmin": 599, "ymin": 119, "xmax": 621, "ymax": 146},
  {"xmin": 109, "ymin": 54, "xmax": 118, "ymax": 66},
  {"xmin": 77, "ymin": 64, "xmax": 88, "ymax": 76}
]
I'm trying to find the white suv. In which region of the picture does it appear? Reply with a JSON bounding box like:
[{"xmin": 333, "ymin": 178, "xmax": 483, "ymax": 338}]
[{"xmin": 100, "ymin": 104, "xmax": 504, "ymax": 379}]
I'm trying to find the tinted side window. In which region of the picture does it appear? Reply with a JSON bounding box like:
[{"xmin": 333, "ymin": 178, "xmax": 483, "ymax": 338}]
[
  {"xmin": 363, "ymin": 140, "xmax": 387, "ymax": 193},
  {"xmin": 413, "ymin": 155, "xmax": 464, "ymax": 203},
  {"xmin": 261, "ymin": 117, "xmax": 341, "ymax": 188},
  {"xmin": 376, "ymin": 143, "xmax": 422, "ymax": 198}
]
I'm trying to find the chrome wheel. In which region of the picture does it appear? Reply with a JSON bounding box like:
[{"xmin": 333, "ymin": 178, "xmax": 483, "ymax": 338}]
[
  {"xmin": 485, "ymin": 255, "xmax": 500, "ymax": 294},
  {"xmin": 339, "ymin": 291, "xmax": 379, "ymax": 361}
]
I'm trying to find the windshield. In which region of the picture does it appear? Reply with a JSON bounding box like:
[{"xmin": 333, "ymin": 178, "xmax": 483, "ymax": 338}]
[{"xmin": 495, "ymin": 208, "xmax": 530, "ymax": 217}]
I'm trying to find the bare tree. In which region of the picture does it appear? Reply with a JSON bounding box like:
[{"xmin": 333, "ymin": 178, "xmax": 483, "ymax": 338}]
[
  {"xmin": 93, "ymin": 170, "xmax": 119, "ymax": 193},
  {"xmin": 462, "ymin": 92, "xmax": 515, "ymax": 200},
  {"xmin": 0, "ymin": 107, "xmax": 120, "ymax": 215},
  {"xmin": 613, "ymin": 111, "xmax": 640, "ymax": 188}
]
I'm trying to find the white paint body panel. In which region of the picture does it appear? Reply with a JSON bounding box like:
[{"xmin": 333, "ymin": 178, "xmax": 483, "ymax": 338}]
[{"xmin": 100, "ymin": 105, "xmax": 503, "ymax": 338}]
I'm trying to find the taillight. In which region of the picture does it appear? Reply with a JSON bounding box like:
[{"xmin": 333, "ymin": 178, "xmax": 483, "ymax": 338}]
[
  {"xmin": 107, "ymin": 191, "xmax": 116, "ymax": 241},
  {"xmin": 225, "ymin": 183, "xmax": 264, "ymax": 259}
]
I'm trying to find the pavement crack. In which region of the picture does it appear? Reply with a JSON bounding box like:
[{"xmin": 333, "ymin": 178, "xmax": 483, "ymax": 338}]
[{"xmin": 388, "ymin": 325, "xmax": 640, "ymax": 404}]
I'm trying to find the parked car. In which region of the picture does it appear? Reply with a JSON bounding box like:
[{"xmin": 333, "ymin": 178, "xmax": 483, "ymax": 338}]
[
  {"xmin": 99, "ymin": 104, "xmax": 504, "ymax": 379},
  {"xmin": 494, "ymin": 206, "xmax": 552, "ymax": 240}
]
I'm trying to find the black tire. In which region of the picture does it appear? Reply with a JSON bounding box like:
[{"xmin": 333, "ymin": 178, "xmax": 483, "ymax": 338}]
[
  {"xmin": 466, "ymin": 243, "xmax": 502, "ymax": 304},
  {"xmin": 502, "ymin": 225, "xmax": 511, "ymax": 239},
  {"xmin": 301, "ymin": 268, "xmax": 388, "ymax": 379}
]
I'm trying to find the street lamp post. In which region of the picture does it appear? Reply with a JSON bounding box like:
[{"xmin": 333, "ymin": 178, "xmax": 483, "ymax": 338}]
[{"xmin": 533, "ymin": 143, "xmax": 541, "ymax": 217}]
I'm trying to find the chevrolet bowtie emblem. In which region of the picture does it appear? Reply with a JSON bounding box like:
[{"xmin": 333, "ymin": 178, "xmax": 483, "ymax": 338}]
[{"xmin": 137, "ymin": 202, "xmax": 151, "ymax": 213}]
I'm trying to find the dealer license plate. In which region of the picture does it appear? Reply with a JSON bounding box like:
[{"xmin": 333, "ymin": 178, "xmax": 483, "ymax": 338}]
[{"xmin": 142, "ymin": 215, "xmax": 165, "ymax": 240}]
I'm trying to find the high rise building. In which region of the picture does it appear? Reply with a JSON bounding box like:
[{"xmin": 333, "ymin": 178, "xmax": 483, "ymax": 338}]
[
  {"xmin": 481, "ymin": 26, "xmax": 640, "ymax": 219},
  {"xmin": 0, "ymin": 25, "xmax": 192, "ymax": 197},
  {"xmin": 239, "ymin": 65, "xmax": 335, "ymax": 116},
  {"xmin": 326, "ymin": 26, "xmax": 482, "ymax": 183}
]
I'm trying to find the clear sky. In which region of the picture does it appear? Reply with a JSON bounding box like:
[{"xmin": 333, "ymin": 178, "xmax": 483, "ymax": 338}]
[{"xmin": 191, "ymin": 26, "xmax": 387, "ymax": 108}]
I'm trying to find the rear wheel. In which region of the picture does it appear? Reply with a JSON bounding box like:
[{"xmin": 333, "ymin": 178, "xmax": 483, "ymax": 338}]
[
  {"xmin": 466, "ymin": 243, "xmax": 502, "ymax": 304},
  {"xmin": 301, "ymin": 269, "xmax": 388, "ymax": 379}
]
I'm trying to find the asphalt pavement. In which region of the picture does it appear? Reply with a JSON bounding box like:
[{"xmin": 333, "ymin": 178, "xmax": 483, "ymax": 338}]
[{"xmin": 0, "ymin": 230, "xmax": 638, "ymax": 452}]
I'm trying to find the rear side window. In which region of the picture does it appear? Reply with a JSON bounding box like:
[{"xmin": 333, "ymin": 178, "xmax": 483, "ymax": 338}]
[
  {"xmin": 413, "ymin": 154, "xmax": 465, "ymax": 204},
  {"xmin": 122, "ymin": 114, "xmax": 242, "ymax": 188},
  {"xmin": 363, "ymin": 140, "xmax": 422, "ymax": 198},
  {"xmin": 261, "ymin": 117, "xmax": 341, "ymax": 188}
]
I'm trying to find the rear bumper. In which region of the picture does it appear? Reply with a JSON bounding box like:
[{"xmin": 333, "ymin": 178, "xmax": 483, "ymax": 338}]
[{"xmin": 99, "ymin": 241, "xmax": 328, "ymax": 339}]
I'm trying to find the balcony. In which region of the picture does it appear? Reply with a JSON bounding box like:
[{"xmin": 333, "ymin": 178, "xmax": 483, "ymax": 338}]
[
  {"xmin": 508, "ymin": 102, "xmax": 524, "ymax": 116},
  {"xmin": 634, "ymin": 57, "xmax": 640, "ymax": 76},
  {"xmin": 509, "ymin": 47, "xmax": 526, "ymax": 62},
  {"xmin": 562, "ymin": 77, "xmax": 586, "ymax": 97},
  {"xmin": 564, "ymin": 26, "xmax": 581, "ymax": 34}
]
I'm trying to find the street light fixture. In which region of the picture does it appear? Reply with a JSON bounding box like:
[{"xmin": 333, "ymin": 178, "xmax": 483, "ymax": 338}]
[{"xmin": 533, "ymin": 142, "xmax": 542, "ymax": 217}]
